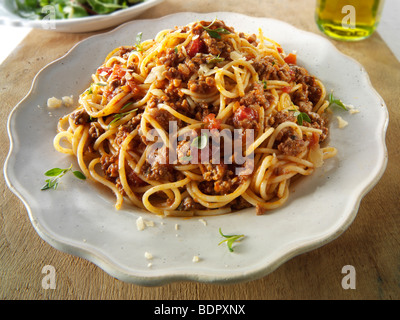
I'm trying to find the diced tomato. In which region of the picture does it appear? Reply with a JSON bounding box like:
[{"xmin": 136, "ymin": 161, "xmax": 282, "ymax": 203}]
[
  {"xmin": 277, "ymin": 46, "xmax": 283, "ymax": 53},
  {"xmin": 203, "ymin": 113, "xmax": 222, "ymax": 130},
  {"xmin": 112, "ymin": 64, "xmax": 126, "ymax": 79},
  {"xmin": 284, "ymin": 53, "xmax": 297, "ymax": 65},
  {"xmin": 186, "ymin": 38, "xmax": 206, "ymax": 58},
  {"xmin": 233, "ymin": 106, "xmax": 258, "ymax": 122},
  {"xmin": 97, "ymin": 66, "xmax": 112, "ymax": 75},
  {"xmin": 282, "ymin": 86, "xmax": 292, "ymax": 93}
]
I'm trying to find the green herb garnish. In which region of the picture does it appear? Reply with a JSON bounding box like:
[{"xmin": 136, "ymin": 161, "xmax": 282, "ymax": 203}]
[
  {"xmin": 41, "ymin": 164, "xmax": 85, "ymax": 190},
  {"xmin": 135, "ymin": 32, "xmax": 143, "ymax": 52},
  {"xmin": 289, "ymin": 109, "xmax": 311, "ymax": 126},
  {"xmin": 328, "ymin": 92, "xmax": 348, "ymax": 111},
  {"xmin": 262, "ymin": 80, "xmax": 267, "ymax": 90},
  {"xmin": 120, "ymin": 101, "xmax": 133, "ymax": 111},
  {"xmin": 86, "ymin": 82, "xmax": 106, "ymax": 94},
  {"xmin": 202, "ymin": 20, "xmax": 230, "ymax": 39},
  {"xmin": 108, "ymin": 107, "xmax": 138, "ymax": 127},
  {"xmin": 207, "ymin": 54, "xmax": 225, "ymax": 64},
  {"xmin": 191, "ymin": 132, "xmax": 208, "ymax": 150},
  {"xmin": 218, "ymin": 228, "xmax": 244, "ymax": 252}
]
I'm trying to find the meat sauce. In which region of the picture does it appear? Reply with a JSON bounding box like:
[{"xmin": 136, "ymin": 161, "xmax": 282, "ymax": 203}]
[{"xmin": 74, "ymin": 20, "xmax": 330, "ymax": 211}]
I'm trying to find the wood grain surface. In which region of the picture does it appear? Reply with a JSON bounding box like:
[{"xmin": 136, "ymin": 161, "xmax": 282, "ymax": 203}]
[{"xmin": 1, "ymin": 0, "xmax": 399, "ymax": 300}]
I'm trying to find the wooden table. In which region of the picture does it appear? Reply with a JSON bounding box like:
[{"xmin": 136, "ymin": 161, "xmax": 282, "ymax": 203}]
[{"xmin": 1, "ymin": 0, "xmax": 399, "ymax": 300}]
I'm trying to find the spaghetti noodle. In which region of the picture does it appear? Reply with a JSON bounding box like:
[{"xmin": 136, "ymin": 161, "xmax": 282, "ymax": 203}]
[{"xmin": 54, "ymin": 19, "xmax": 337, "ymax": 216}]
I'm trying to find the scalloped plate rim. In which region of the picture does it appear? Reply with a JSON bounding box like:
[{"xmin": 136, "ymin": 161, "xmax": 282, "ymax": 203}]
[{"xmin": 4, "ymin": 12, "xmax": 389, "ymax": 286}]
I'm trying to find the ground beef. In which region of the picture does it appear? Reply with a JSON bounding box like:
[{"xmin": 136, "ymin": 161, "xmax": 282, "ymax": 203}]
[
  {"xmin": 194, "ymin": 102, "xmax": 219, "ymax": 121},
  {"xmin": 122, "ymin": 113, "xmax": 142, "ymax": 132},
  {"xmin": 232, "ymin": 105, "xmax": 259, "ymax": 131},
  {"xmin": 199, "ymin": 163, "xmax": 227, "ymax": 181},
  {"xmin": 302, "ymin": 111, "xmax": 329, "ymax": 142},
  {"xmin": 239, "ymin": 32, "xmax": 257, "ymax": 45},
  {"xmin": 113, "ymin": 114, "xmax": 142, "ymax": 147},
  {"xmin": 70, "ymin": 109, "xmax": 90, "ymax": 125},
  {"xmin": 115, "ymin": 167, "xmax": 146, "ymax": 195},
  {"xmin": 140, "ymin": 161, "xmax": 176, "ymax": 182},
  {"xmin": 126, "ymin": 167, "xmax": 146, "ymax": 187},
  {"xmin": 115, "ymin": 126, "xmax": 130, "ymax": 147},
  {"xmin": 184, "ymin": 20, "xmax": 235, "ymax": 59},
  {"xmin": 100, "ymin": 154, "xmax": 119, "ymax": 180},
  {"xmin": 188, "ymin": 76, "xmax": 216, "ymax": 94},
  {"xmin": 229, "ymin": 196, "xmax": 252, "ymax": 210},
  {"xmin": 176, "ymin": 139, "xmax": 192, "ymax": 163},
  {"xmin": 290, "ymin": 65, "xmax": 323, "ymax": 112},
  {"xmin": 256, "ymin": 204, "xmax": 266, "ymax": 215},
  {"xmin": 198, "ymin": 180, "xmax": 215, "ymax": 195},
  {"xmin": 88, "ymin": 121, "xmax": 104, "ymax": 139},
  {"xmin": 224, "ymin": 84, "xmax": 266, "ymax": 132},
  {"xmin": 158, "ymin": 47, "xmax": 185, "ymax": 67},
  {"xmin": 179, "ymin": 196, "xmax": 204, "ymax": 211},
  {"xmin": 147, "ymin": 105, "xmax": 180, "ymax": 131},
  {"xmin": 268, "ymin": 112, "xmax": 308, "ymax": 156},
  {"xmin": 277, "ymin": 135, "xmax": 307, "ymax": 156},
  {"xmin": 252, "ymin": 56, "xmax": 292, "ymax": 82},
  {"xmin": 163, "ymin": 66, "xmax": 181, "ymax": 81},
  {"xmin": 239, "ymin": 83, "xmax": 268, "ymax": 108},
  {"xmin": 118, "ymin": 46, "xmax": 134, "ymax": 60},
  {"xmin": 198, "ymin": 163, "xmax": 238, "ymax": 195},
  {"xmin": 214, "ymin": 179, "xmax": 233, "ymax": 194},
  {"xmin": 177, "ymin": 63, "xmax": 191, "ymax": 79},
  {"xmin": 268, "ymin": 111, "xmax": 296, "ymax": 127}
]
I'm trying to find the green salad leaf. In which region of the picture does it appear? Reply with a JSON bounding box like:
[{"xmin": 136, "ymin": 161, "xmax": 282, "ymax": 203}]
[{"xmin": 14, "ymin": 0, "xmax": 144, "ymax": 20}]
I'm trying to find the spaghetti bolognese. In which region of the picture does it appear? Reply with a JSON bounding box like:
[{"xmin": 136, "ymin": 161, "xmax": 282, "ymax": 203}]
[{"xmin": 53, "ymin": 19, "xmax": 337, "ymax": 216}]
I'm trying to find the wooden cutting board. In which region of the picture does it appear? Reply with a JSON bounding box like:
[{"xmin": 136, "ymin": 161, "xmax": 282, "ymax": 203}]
[{"xmin": 1, "ymin": 0, "xmax": 399, "ymax": 299}]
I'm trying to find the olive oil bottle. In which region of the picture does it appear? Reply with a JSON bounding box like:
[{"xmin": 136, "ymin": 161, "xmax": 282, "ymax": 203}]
[{"xmin": 315, "ymin": 0, "xmax": 385, "ymax": 41}]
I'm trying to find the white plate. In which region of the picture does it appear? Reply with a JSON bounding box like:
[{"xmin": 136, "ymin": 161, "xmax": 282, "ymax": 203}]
[
  {"xmin": 0, "ymin": 0, "xmax": 164, "ymax": 33},
  {"xmin": 4, "ymin": 12, "xmax": 388, "ymax": 285}
]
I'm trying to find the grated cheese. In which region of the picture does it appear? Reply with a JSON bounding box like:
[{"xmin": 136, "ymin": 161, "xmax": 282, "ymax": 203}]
[
  {"xmin": 198, "ymin": 219, "xmax": 207, "ymax": 226},
  {"xmin": 337, "ymin": 116, "xmax": 348, "ymax": 129},
  {"xmin": 136, "ymin": 216, "xmax": 145, "ymax": 231},
  {"xmin": 136, "ymin": 216, "xmax": 154, "ymax": 231},
  {"xmin": 47, "ymin": 97, "xmax": 62, "ymax": 109},
  {"xmin": 62, "ymin": 95, "xmax": 74, "ymax": 107}
]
